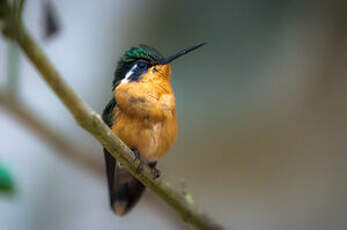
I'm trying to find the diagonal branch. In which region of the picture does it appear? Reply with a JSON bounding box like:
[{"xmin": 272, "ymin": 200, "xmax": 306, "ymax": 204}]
[{"xmin": 0, "ymin": 1, "xmax": 222, "ymax": 230}]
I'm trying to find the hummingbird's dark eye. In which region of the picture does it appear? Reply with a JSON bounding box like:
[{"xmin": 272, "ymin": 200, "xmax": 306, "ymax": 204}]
[{"xmin": 137, "ymin": 62, "xmax": 148, "ymax": 70}]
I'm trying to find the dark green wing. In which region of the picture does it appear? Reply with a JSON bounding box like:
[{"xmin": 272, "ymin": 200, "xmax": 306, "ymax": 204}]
[
  {"xmin": 102, "ymin": 97, "xmax": 145, "ymax": 215},
  {"xmin": 102, "ymin": 98, "xmax": 117, "ymax": 128},
  {"xmin": 102, "ymin": 98, "xmax": 117, "ymax": 210}
]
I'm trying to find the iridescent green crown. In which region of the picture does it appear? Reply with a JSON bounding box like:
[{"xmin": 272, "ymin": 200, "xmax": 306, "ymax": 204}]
[{"xmin": 120, "ymin": 44, "xmax": 163, "ymax": 64}]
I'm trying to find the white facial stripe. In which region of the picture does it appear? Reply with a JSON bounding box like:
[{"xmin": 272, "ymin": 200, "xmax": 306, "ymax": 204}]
[{"xmin": 120, "ymin": 64, "xmax": 138, "ymax": 84}]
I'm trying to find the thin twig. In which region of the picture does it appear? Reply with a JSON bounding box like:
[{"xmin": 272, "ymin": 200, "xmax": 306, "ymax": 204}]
[
  {"xmin": 0, "ymin": 2, "xmax": 222, "ymax": 229},
  {"xmin": 0, "ymin": 92, "xmax": 104, "ymax": 177},
  {"xmin": 6, "ymin": 41, "xmax": 20, "ymax": 94},
  {"xmin": 17, "ymin": 0, "xmax": 25, "ymax": 19}
]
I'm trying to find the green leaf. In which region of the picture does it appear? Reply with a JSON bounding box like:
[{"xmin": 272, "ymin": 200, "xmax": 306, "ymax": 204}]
[{"xmin": 0, "ymin": 163, "xmax": 15, "ymax": 194}]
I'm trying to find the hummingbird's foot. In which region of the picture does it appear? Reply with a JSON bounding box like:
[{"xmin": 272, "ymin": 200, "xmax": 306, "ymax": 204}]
[
  {"xmin": 132, "ymin": 149, "xmax": 141, "ymax": 159},
  {"xmin": 148, "ymin": 161, "xmax": 160, "ymax": 179},
  {"xmin": 132, "ymin": 149, "xmax": 144, "ymax": 174}
]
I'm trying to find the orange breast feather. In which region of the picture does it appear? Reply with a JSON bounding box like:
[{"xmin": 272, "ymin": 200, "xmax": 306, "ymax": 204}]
[{"xmin": 112, "ymin": 65, "xmax": 177, "ymax": 162}]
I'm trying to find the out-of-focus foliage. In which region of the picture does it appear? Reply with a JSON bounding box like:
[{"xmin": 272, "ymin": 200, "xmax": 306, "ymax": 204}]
[{"xmin": 0, "ymin": 162, "xmax": 15, "ymax": 194}]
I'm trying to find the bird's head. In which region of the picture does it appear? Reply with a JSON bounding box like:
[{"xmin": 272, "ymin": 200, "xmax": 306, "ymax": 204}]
[{"xmin": 112, "ymin": 43, "xmax": 206, "ymax": 89}]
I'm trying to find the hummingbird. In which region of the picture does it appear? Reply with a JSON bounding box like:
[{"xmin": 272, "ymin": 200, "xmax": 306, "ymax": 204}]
[{"xmin": 102, "ymin": 42, "xmax": 206, "ymax": 216}]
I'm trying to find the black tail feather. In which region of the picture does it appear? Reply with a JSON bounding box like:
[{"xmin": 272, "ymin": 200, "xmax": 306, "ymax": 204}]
[{"xmin": 104, "ymin": 149, "xmax": 145, "ymax": 216}]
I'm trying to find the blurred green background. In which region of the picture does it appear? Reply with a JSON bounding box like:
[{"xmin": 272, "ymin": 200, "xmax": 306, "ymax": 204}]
[{"xmin": 1, "ymin": 0, "xmax": 347, "ymax": 229}]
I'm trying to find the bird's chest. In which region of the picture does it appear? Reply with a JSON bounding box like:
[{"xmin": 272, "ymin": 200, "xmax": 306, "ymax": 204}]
[{"xmin": 112, "ymin": 93, "xmax": 177, "ymax": 162}]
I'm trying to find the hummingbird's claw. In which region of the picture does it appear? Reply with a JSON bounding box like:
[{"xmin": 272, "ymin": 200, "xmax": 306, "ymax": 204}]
[
  {"xmin": 132, "ymin": 149, "xmax": 141, "ymax": 160},
  {"xmin": 132, "ymin": 149, "xmax": 144, "ymax": 173},
  {"xmin": 151, "ymin": 168, "xmax": 160, "ymax": 179},
  {"xmin": 148, "ymin": 161, "xmax": 160, "ymax": 179}
]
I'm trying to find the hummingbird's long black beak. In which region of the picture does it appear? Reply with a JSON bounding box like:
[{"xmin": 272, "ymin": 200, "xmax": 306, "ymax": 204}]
[{"xmin": 159, "ymin": 42, "xmax": 207, "ymax": 65}]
